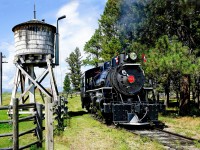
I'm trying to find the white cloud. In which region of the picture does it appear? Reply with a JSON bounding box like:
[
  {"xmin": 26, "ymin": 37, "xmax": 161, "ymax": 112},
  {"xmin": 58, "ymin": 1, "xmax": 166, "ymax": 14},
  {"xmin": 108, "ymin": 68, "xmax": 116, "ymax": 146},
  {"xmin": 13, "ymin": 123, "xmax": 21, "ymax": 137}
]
[
  {"xmin": 56, "ymin": 0, "xmax": 100, "ymax": 65},
  {"xmin": 0, "ymin": 42, "xmax": 16, "ymax": 90},
  {"xmin": 53, "ymin": 0, "xmax": 103, "ymax": 90},
  {"xmin": 57, "ymin": 1, "xmax": 81, "ymax": 26}
]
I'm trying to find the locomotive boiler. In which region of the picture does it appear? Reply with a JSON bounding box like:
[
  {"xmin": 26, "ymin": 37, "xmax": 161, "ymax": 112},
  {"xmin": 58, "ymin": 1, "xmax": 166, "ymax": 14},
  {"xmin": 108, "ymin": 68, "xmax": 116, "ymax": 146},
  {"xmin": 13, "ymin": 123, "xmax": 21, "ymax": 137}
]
[{"xmin": 81, "ymin": 52, "xmax": 164, "ymax": 126}]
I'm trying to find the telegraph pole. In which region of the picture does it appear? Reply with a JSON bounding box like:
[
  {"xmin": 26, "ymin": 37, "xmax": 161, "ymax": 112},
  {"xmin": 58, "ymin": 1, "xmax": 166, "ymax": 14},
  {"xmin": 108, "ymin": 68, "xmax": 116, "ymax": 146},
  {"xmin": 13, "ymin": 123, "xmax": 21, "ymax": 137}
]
[
  {"xmin": 0, "ymin": 52, "xmax": 7, "ymax": 106},
  {"xmin": 0, "ymin": 52, "xmax": 2, "ymax": 106}
]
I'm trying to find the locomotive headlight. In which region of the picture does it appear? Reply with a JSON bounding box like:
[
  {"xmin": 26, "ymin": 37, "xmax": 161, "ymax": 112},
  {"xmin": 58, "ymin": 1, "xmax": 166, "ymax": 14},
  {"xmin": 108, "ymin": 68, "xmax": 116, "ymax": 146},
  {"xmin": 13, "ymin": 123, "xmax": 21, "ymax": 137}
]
[{"xmin": 129, "ymin": 52, "xmax": 137, "ymax": 60}]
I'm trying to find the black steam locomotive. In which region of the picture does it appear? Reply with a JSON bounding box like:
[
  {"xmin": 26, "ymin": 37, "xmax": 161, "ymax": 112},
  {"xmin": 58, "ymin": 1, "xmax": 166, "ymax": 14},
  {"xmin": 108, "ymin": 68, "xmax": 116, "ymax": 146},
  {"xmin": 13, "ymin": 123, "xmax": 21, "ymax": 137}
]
[{"xmin": 81, "ymin": 52, "xmax": 164, "ymax": 126}]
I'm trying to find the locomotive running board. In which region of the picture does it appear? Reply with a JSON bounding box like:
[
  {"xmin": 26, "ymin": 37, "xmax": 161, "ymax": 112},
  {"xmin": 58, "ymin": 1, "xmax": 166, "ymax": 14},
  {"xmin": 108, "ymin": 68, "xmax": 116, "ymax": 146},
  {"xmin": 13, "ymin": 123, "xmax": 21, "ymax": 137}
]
[
  {"xmin": 122, "ymin": 63, "xmax": 141, "ymax": 66},
  {"xmin": 86, "ymin": 87, "xmax": 112, "ymax": 92}
]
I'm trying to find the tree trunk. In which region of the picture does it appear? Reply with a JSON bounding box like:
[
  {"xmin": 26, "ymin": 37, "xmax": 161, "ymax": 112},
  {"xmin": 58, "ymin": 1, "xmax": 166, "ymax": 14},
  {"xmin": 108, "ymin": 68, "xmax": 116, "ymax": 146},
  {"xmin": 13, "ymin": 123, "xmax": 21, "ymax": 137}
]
[
  {"xmin": 194, "ymin": 77, "xmax": 200, "ymax": 109},
  {"xmin": 165, "ymin": 92, "xmax": 170, "ymax": 107},
  {"xmin": 157, "ymin": 92, "xmax": 160, "ymax": 103},
  {"xmin": 176, "ymin": 91, "xmax": 180, "ymax": 103},
  {"xmin": 192, "ymin": 86, "xmax": 195, "ymax": 101},
  {"xmin": 179, "ymin": 75, "xmax": 190, "ymax": 116},
  {"xmin": 198, "ymin": 89, "xmax": 200, "ymax": 109},
  {"xmin": 198, "ymin": 77, "xmax": 200, "ymax": 109},
  {"xmin": 164, "ymin": 79, "xmax": 170, "ymax": 108},
  {"xmin": 176, "ymin": 91, "xmax": 179, "ymax": 105},
  {"xmin": 66, "ymin": 92, "xmax": 69, "ymax": 98}
]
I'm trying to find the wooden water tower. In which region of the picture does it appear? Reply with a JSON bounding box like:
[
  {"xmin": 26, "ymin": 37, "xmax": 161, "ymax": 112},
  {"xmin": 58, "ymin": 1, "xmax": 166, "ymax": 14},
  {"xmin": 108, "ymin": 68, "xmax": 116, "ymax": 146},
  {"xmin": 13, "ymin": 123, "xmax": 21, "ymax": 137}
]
[{"xmin": 10, "ymin": 13, "xmax": 59, "ymax": 106}]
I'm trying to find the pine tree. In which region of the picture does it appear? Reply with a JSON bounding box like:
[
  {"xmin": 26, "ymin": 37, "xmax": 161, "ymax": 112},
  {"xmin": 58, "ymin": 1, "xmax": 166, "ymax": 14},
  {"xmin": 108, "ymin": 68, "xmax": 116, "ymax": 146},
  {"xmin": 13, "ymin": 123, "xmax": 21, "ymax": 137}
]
[
  {"xmin": 117, "ymin": 0, "xmax": 147, "ymax": 50},
  {"xmin": 99, "ymin": 0, "xmax": 122, "ymax": 60},
  {"xmin": 83, "ymin": 29, "xmax": 103, "ymax": 67},
  {"xmin": 66, "ymin": 47, "xmax": 82, "ymax": 91},
  {"xmin": 145, "ymin": 35, "xmax": 196, "ymax": 111},
  {"xmin": 63, "ymin": 74, "xmax": 71, "ymax": 94}
]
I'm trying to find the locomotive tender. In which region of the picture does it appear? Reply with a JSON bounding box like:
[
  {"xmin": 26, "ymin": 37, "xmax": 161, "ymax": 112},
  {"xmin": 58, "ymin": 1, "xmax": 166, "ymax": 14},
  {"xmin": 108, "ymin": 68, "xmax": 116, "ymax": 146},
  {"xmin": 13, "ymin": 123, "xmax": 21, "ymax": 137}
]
[{"xmin": 81, "ymin": 52, "xmax": 164, "ymax": 125}]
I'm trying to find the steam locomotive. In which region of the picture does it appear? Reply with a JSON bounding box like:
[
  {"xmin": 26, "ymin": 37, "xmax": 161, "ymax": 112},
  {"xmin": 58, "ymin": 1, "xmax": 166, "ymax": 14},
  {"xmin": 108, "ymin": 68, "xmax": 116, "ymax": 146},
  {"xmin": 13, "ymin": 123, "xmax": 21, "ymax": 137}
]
[{"xmin": 80, "ymin": 52, "xmax": 164, "ymax": 126}]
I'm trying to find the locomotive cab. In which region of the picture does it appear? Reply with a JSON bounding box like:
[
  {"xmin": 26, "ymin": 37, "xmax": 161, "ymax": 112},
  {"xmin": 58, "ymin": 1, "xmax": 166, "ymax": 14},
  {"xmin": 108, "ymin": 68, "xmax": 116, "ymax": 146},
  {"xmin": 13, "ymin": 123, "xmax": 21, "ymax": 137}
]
[
  {"xmin": 94, "ymin": 62, "xmax": 110, "ymax": 87},
  {"xmin": 80, "ymin": 67, "xmax": 101, "ymax": 110}
]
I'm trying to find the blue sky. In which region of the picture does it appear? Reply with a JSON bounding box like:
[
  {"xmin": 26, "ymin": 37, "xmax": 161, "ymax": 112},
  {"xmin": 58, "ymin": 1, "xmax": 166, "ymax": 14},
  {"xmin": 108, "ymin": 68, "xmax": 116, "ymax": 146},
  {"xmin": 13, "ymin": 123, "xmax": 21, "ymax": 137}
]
[{"xmin": 0, "ymin": 0, "xmax": 107, "ymax": 91}]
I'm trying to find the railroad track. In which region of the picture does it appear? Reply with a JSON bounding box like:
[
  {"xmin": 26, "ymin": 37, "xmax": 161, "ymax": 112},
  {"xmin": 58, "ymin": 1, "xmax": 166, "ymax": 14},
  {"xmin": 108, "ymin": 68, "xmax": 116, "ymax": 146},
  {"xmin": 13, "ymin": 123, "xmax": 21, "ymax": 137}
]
[
  {"xmin": 91, "ymin": 114, "xmax": 199, "ymax": 149},
  {"xmin": 129, "ymin": 128, "xmax": 199, "ymax": 150}
]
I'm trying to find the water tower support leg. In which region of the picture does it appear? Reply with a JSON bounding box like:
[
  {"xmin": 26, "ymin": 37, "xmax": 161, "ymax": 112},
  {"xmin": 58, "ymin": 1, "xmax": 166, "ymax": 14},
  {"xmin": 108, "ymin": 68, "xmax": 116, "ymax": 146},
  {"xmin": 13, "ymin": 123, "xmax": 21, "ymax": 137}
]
[
  {"xmin": 16, "ymin": 64, "xmax": 52, "ymax": 98},
  {"xmin": 19, "ymin": 70, "xmax": 25, "ymax": 103},
  {"xmin": 46, "ymin": 59, "xmax": 58, "ymax": 101},
  {"xmin": 10, "ymin": 68, "xmax": 20, "ymax": 105},
  {"xmin": 28, "ymin": 65, "xmax": 35, "ymax": 104},
  {"xmin": 18, "ymin": 68, "xmax": 49, "ymax": 103}
]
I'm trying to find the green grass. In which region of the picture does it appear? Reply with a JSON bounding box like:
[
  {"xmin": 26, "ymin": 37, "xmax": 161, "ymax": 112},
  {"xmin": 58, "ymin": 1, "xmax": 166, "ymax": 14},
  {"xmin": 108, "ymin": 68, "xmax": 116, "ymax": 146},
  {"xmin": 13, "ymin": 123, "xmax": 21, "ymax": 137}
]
[
  {"xmin": 159, "ymin": 114, "xmax": 200, "ymax": 140},
  {"xmin": 0, "ymin": 110, "xmax": 10, "ymax": 120},
  {"xmin": 54, "ymin": 96, "xmax": 164, "ymax": 150},
  {"xmin": 2, "ymin": 92, "xmax": 12, "ymax": 105},
  {"xmin": 194, "ymin": 140, "xmax": 200, "ymax": 149},
  {"xmin": 0, "ymin": 114, "xmax": 38, "ymax": 149}
]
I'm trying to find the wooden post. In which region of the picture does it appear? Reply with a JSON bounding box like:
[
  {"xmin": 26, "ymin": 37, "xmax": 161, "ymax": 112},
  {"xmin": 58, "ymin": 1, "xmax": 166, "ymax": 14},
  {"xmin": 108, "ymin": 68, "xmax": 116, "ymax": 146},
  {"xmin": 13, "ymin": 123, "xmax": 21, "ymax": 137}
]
[
  {"xmin": 47, "ymin": 58, "xmax": 58, "ymax": 101},
  {"xmin": 0, "ymin": 52, "xmax": 2, "ymax": 106},
  {"xmin": 58, "ymin": 96, "xmax": 63, "ymax": 129},
  {"xmin": 45, "ymin": 97, "xmax": 54, "ymax": 150},
  {"xmin": 36, "ymin": 103, "xmax": 43, "ymax": 147},
  {"xmin": 58, "ymin": 96, "xmax": 61, "ymax": 125},
  {"xmin": 13, "ymin": 98, "xmax": 19, "ymax": 150}
]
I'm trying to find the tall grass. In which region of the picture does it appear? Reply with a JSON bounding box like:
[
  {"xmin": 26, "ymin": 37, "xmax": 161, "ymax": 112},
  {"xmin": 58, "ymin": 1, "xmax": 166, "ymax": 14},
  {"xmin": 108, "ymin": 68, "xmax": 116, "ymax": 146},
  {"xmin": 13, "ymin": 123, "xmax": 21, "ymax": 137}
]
[{"xmin": 159, "ymin": 115, "xmax": 200, "ymax": 140}]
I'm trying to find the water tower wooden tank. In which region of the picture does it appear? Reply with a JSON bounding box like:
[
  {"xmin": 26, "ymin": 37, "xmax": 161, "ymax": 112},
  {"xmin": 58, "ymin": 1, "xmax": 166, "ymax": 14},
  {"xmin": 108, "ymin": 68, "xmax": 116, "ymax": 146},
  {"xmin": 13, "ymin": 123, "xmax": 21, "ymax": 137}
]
[
  {"xmin": 10, "ymin": 18, "xmax": 59, "ymax": 105},
  {"xmin": 12, "ymin": 20, "xmax": 56, "ymax": 64}
]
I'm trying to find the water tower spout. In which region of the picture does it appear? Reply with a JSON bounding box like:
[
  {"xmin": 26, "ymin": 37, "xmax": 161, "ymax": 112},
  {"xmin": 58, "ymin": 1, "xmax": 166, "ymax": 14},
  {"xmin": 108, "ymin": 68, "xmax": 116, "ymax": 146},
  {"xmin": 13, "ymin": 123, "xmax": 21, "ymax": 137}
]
[{"xmin": 55, "ymin": 15, "xmax": 66, "ymax": 66}]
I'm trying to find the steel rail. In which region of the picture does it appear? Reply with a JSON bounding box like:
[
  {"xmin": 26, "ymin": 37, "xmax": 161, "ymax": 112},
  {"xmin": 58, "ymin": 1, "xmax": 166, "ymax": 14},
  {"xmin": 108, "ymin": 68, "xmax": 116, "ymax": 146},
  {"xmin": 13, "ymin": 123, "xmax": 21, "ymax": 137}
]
[
  {"xmin": 156, "ymin": 128, "xmax": 200, "ymax": 143},
  {"xmin": 128, "ymin": 128, "xmax": 198, "ymax": 149}
]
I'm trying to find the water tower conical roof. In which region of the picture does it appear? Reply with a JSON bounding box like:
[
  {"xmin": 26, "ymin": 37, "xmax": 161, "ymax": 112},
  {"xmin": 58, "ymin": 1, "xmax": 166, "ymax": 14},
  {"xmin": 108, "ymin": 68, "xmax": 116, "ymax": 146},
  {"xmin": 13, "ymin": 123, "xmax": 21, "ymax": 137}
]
[{"xmin": 12, "ymin": 19, "xmax": 56, "ymax": 32}]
